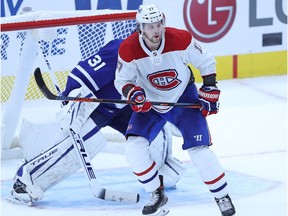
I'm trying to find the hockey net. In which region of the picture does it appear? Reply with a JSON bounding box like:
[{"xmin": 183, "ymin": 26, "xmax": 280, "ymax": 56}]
[{"xmin": 1, "ymin": 9, "xmax": 137, "ymax": 159}]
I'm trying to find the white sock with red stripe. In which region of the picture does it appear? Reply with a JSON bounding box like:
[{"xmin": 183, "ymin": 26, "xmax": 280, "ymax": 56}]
[
  {"xmin": 188, "ymin": 145, "xmax": 228, "ymax": 198},
  {"xmin": 125, "ymin": 136, "xmax": 160, "ymax": 192}
]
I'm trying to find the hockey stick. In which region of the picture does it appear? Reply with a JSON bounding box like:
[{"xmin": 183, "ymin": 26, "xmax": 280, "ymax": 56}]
[
  {"xmin": 38, "ymin": 42, "xmax": 63, "ymax": 95},
  {"xmin": 34, "ymin": 67, "xmax": 201, "ymax": 109},
  {"xmin": 69, "ymin": 129, "xmax": 140, "ymax": 203}
]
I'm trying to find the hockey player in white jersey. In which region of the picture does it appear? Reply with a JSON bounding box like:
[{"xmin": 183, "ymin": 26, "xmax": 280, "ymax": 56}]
[
  {"xmin": 9, "ymin": 39, "xmax": 186, "ymax": 206},
  {"xmin": 114, "ymin": 4, "xmax": 236, "ymax": 216}
]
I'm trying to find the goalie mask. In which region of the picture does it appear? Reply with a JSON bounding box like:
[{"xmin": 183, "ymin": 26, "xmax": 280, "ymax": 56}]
[{"xmin": 136, "ymin": 4, "xmax": 165, "ymax": 39}]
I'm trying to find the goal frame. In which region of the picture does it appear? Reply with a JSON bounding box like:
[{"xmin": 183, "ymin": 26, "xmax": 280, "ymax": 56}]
[
  {"xmin": 1, "ymin": 12, "xmax": 136, "ymax": 31},
  {"xmin": 1, "ymin": 10, "xmax": 137, "ymax": 158}
]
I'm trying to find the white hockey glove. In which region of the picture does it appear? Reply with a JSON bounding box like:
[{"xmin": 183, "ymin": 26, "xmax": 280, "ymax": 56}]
[{"xmin": 56, "ymin": 86, "xmax": 99, "ymax": 133}]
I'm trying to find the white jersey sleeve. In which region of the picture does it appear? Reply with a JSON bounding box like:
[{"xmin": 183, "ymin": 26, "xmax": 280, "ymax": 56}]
[
  {"xmin": 114, "ymin": 55, "xmax": 137, "ymax": 96},
  {"xmin": 184, "ymin": 38, "xmax": 216, "ymax": 77}
]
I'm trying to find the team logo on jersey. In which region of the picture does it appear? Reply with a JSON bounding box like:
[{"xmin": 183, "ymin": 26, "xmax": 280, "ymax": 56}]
[
  {"xmin": 147, "ymin": 69, "xmax": 181, "ymax": 90},
  {"xmin": 183, "ymin": 0, "xmax": 236, "ymax": 42}
]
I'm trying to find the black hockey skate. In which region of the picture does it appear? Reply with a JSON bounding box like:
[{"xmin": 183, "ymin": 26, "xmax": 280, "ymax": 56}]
[
  {"xmin": 7, "ymin": 161, "xmax": 43, "ymax": 206},
  {"xmin": 142, "ymin": 175, "xmax": 169, "ymax": 216},
  {"xmin": 215, "ymin": 194, "xmax": 236, "ymax": 216},
  {"xmin": 8, "ymin": 179, "xmax": 33, "ymax": 206},
  {"xmin": 13, "ymin": 179, "xmax": 28, "ymax": 194}
]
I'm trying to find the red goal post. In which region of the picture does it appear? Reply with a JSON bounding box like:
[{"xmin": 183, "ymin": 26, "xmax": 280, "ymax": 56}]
[{"xmin": 1, "ymin": 9, "xmax": 137, "ymax": 158}]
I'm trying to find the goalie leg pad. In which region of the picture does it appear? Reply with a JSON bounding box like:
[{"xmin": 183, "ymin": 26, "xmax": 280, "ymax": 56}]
[
  {"xmin": 149, "ymin": 123, "xmax": 186, "ymax": 188},
  {"xmin": 149, "ymin": 123, "xmax": 172, "ymax": 170},
  {"xmin": 11, "ymin": 118, "xmax": 106, "ymax": 202},
  {"xmin": 149, "ymin": 123, "xmax": 185, "ymax": 188},
  {"xmin": 158, "ymin": 156, "xmax": 186, "ymax": 188}
]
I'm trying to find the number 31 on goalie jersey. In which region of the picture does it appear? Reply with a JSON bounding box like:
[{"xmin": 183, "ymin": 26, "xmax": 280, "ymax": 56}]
[{"xmin": 88, "ymin": 55, "xmax": 106, "ymax": 71}]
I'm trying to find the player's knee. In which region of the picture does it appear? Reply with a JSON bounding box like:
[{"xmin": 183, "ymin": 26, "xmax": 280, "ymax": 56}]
[
  {"xmin": 188, "ymin": 145, "xmax": 217, "ymax": 168},
  {"xmin": 125, "ymin": 136, "xmax": 149, "ymax": 164}
]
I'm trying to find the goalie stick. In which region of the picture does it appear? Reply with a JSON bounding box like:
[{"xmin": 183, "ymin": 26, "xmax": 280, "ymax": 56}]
[
  {"xmin": 34, "ymin": 67, "xmax": 201, "ymax": 108},
  {"xmin": 69, "ymin": 129, "xmax": 140, "ymax": 203}
]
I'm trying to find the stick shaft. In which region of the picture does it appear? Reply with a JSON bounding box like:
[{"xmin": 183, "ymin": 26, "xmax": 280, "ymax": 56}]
[{"xmin": 34, "ymin": 67, "xmax": 201, "ymax": 109}]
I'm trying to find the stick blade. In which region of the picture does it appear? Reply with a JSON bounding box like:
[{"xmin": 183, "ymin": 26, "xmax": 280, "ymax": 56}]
[
  {"xmin": 34, "ymin": 67, "xmax": 57, "ymax": 100},
  {"xmin": 89, "ymin": 179, "xmax": 140, "ymax": 203},
  {"xmin": 104, "ymin": 190, "xmax": 140, "ymax": 203},
  {"xmin": 34, "ymin": 67, "xmax": 45, "ymax": 88}
]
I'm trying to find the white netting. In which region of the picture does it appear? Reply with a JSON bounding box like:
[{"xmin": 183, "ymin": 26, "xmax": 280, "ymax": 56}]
[{"xmin": 1, "ymin": 10, "xmax": 136, "ymax": 151}]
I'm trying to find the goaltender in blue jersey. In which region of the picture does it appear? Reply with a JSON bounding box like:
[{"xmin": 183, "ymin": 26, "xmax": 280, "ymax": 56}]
[
  {"xmin": 62, "ymin": 39, "xmax": 127, "ymax": 118},
  {"xmin": 9, "ymin": 39, "xmax": 186, "ymax": 205}
]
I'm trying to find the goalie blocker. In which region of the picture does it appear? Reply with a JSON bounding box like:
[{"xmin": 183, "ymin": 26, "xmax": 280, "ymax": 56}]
[{"xmin": 9, "ymin": 119, "xmax": 186, "ymax": 205}]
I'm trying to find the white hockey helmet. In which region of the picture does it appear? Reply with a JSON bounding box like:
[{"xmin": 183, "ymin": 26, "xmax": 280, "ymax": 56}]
[{"xmin": 136, "ymin": 4, "xmax": 165, "ymax": 25}]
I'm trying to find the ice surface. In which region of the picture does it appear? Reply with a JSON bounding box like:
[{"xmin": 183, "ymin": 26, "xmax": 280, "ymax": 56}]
[{"xmin": 1, "ymin": 75, "xmax": 287, "ymax": 216}]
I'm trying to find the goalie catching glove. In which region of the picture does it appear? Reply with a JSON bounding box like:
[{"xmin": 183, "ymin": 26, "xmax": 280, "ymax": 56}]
[
  {"xmin": 126, "ymin": 86, "xmax": 152, "ymax": 113},
  {"xmin": 56, "ymin": 85, "xmax": 99, "ymax": 133},
  {"xmin": 198, "ymin": 85, "xmax": 220, "ymax": 117}
]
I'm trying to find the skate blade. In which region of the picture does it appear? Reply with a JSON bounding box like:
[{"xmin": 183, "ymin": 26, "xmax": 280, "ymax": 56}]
[
  {"xmin": 6, "ymin": 196, "xmax": 33, "ymax": 206},
  {"xmin": 149, "ymin": 206, "xmax": 170, "ymax": 216}
]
